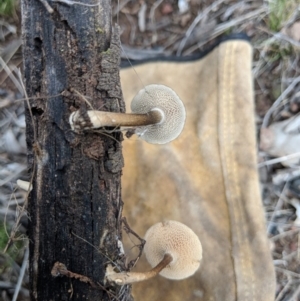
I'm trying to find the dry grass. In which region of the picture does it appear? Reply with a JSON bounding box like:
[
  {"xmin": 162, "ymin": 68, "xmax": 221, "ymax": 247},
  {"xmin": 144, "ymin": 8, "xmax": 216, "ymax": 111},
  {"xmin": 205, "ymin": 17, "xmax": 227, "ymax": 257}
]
[{"xmin": 1, "ymin": 0, "xmax": 300, "ymax": 300}]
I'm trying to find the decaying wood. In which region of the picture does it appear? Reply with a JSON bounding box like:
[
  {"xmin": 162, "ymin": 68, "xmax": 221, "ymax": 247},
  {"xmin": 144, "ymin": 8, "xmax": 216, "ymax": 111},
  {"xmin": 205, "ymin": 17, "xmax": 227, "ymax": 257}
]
[{"xmin": 21, "ymin": 0, "xmax": 131, "ymax": 300}]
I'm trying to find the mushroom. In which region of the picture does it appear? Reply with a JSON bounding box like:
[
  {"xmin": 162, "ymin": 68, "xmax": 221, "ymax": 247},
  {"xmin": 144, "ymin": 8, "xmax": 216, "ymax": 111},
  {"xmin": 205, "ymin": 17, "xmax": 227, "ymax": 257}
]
[
  {"xmin": 69, "ymin": 84, "xmax": 186, "ymax": 144},
  {"xmin": 105, "ymin": 220, "xmax": 202, "ymax": 285}
]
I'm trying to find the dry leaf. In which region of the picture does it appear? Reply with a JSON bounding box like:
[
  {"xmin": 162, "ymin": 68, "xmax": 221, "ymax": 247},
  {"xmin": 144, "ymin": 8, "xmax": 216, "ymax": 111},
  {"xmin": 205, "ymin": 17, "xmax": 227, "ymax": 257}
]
[{"xmin": 281, "ymin": 21, "xmax": 300, "ymax": 42}]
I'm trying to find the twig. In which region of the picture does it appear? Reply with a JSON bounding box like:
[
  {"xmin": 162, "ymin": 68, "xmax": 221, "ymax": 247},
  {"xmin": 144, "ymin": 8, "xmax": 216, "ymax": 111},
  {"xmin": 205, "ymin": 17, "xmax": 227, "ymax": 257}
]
[
  {"xmin": 3, "ymin": 190, "xmax": 28, "ymax": 248},
  {"xmin": 38, "ymin": 0, "xmax": 54, "ymax": 13},
  {"xmin": 276, "ymin": 266, "xmax": 300, "ymax": 279},
  {"xmin": 93, "ymin": 129, "xmax": 121, "ymax": 144},
  {"xmin": 149, "ymin": 0, "xmax": 163, "ymax": 43},
  {"xmin": 113, "ymin": 0, "xmax": 131, "ymax": 17},
  {"xmin": 275, "ymin": 277, "xmax": 292, "ymax": 301},
  {"xmin": 121, "ymin": 217, "xmax": 145, "ymax": 269},
  {"xmin": 183, "ymin": 7, "xmax": 267, "ymax": 55},
  {"xmin": 72, "ymin": 89, "xmax": 94, "ymax": 109},
  {"xmin": 273, "ymin": 32, "xmax": 300, "ymax": 48},
  {"xmin": 176, "ymin": 0, "xmax": 224, "ymax": 56},
  {"xmin": 12, "ymin": 246, "xmax": 29, "ymax": 301},
  {"xmin": 52, "ymin": 0, "xmax": 101, "ymax": 7},
  {"xmin": 0, "ymin": 20, "xmax": 17, "ymax": 34},
  {"xmin": 262, "ymin": 76, "xmax": 300, "ymax": 128},
  {"xmin": 3, "ymin": 70, "xmax": 37, "ymax": 253},
  {"xmin": 138, "ymin": 2, "xmax": 147, "ymax": 33},
  {"xmin": 258, "ymin": 152, "xmax": 300, "ymax": 167},
  {"xmin": 290, "ymin": 282, "xmax": 300, "ymax": 301},
  {"xmin": 0, "ymin": 39, "xmax": 22, "ymax": 69},
  {"xmin": 267, "ymin": 182, "xmax": 288, "ymax": 234},
  {"xmin": 0, "ymin": 56, "xmax": 24, "ymax": 95},
  {"xmin": 270, "ymin": 228, "xmax": 300, "ymax": 241},
  {"xmin": 0, "ymin": 281, "xmax": 18, "ymax": 289},
  {"xmin": 39, "ymin": 0, "xmax": 99, "ymax": 13},
  {"xmin": 18, "ymin": 69, "xmax": 38, "ymax": 144},
  {"xmin": 51, "ymin": 262, "xmax": 120, "ymax": 300},
  {"xmin": 120, "ymin": 44, "xmax": 146, "ymax": 89},
  {"xmin": 71, "ymin": 231, "xmax": 121, "ymax": 269},
  {"xmin": 51, "ymin": 262, "xmax": 97, "ymax": 287},
  {"xmin": 0, "ymin": 94, "xmax": 62, "ymax": 109},
  {"xmin": 0, "ymin": 165, "xmax": 27, "ymax": 186},
  {"xmin": 298, "ymin": 231, "xmax": 300, "ymax": 261},
  {"xmin": 124, "ymin": 14, "xmax": 136, "ymax": 45}
]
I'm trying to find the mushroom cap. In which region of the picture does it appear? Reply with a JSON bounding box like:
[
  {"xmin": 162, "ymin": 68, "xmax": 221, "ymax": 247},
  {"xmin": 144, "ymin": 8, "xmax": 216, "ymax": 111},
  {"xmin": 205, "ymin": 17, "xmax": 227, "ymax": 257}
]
[
  {"xmin": 144, "ymin": 220, "xmax": 202, "ymax": 280},
  {"xmin": 130, "ymin": 84, "xmax": 186, "ymax": 144}
]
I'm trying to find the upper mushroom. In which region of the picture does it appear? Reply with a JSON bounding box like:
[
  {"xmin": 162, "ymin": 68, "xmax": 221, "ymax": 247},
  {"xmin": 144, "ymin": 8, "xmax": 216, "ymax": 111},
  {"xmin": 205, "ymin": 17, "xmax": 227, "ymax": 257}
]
[
  {"xmin": 105, "ymin": 220, "xmax": 202, "ymax": 285},
  {"xmin": 69, "ymin": 84, "xmax": 186, "ymax": 144},
  {"xmin": 130, "ymin": 85, "xmax": 186, "ymax": 144}
]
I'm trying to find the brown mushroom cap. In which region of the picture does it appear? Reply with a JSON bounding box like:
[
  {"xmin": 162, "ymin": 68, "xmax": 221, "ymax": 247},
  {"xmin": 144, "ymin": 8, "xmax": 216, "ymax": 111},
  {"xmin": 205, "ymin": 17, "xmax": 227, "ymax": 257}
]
[
  {"xmin": 144, "ymin": 220, "xmax": 202, "ymax": 280},
  {"xmin": 130, "ymin": 84, "xmax": 186, "ymax": 144}
]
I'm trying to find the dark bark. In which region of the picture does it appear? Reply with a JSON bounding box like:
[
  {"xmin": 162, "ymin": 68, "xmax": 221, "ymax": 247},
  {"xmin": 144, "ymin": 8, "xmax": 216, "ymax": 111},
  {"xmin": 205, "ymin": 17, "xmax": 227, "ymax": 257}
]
[{"xmin": 21, "ymin": 0, "xmax": 131, "ymax": 300}]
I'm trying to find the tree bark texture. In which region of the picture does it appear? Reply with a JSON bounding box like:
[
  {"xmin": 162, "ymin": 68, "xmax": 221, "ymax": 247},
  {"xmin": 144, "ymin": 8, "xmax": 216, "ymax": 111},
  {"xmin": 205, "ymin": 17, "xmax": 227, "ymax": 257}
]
[{"xmin": 22, "ymin": 1, "xmax": 131, "ymax": 300}]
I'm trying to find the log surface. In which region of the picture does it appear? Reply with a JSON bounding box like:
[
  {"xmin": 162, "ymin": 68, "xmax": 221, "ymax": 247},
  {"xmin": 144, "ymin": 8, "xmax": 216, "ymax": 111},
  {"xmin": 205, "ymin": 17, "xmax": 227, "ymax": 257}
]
[{"xmin": 22, "ymin": 0, "xmax": 130, "ymax": 299}]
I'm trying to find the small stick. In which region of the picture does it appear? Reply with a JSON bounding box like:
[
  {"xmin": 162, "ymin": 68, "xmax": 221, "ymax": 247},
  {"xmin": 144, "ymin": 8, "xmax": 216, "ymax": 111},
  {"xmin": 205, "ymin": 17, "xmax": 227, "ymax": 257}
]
[
  {"xmin": 71, "ymin": 231, "xmax": 121, "ymax": 269},
  {"xmin": 122, "ymin": 217, "xmax": 146, "ymax": 246},
  {"xmin": 72, "ymin": 89, "xmax": 94, "ymax": 110},
  {"xmin": 12, "ymin": 247, "xmax": 29, "ymax": 301},
  {"xmin": 51, "ymin": 262, "xmax": 96, "ymax": 288},
  {"xmin": 121, "ymin": 217, "xmax": 145, "ymax": 269},
  {"xmin": 39, "ymin": 0, "xmax": 54, "ymax": 13},
  {"xmin": 51, "ymin": 262, "xmax": 121, "ymax": 300},
  {"xmin": 275, "ymin": 266, "xmax": 300, "ymax": 279},
  {"xmin": 3, "ymin": 70, "xmax": 38, "ymax": 254},
  {"xmin": 52, "ymin": 0, "xmax": 100, "ymax": 6},
  {"xmin": 258, "ymin": 151, "xmax": 300, "ymax": 167}
]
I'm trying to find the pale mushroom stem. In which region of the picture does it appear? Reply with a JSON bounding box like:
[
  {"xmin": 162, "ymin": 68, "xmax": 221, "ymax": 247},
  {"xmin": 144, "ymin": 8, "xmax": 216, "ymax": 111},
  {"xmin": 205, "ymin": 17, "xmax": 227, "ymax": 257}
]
[
  {"xmin": 77, "ymin": 109, "xmax": 163, "ymax": 128},
  {"xmin": 106, "ymin": 253, "xmax": 173, "ymax": 285}
]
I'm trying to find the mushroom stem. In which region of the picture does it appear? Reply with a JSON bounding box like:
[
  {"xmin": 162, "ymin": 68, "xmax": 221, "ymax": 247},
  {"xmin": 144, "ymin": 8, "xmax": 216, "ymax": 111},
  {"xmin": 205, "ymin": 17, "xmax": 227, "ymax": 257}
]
[
  {"xmin": 69, "ymin": 84, "xmax": 186, "ymax": 144},
  {"xmin": 106, "ymin": 253, "xmax": 173, "ymax": 285},
  {"xmin": 70, "ymin": 108, "xmax": 163, "ymax": 130}
]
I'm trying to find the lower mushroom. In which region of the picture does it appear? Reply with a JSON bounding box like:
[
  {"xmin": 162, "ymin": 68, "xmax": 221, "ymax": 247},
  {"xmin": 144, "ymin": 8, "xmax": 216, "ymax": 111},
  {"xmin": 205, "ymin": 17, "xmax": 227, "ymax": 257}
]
[{"xmin": 105, "ymin": 220, "xmax": 202, "ymax": 285}]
